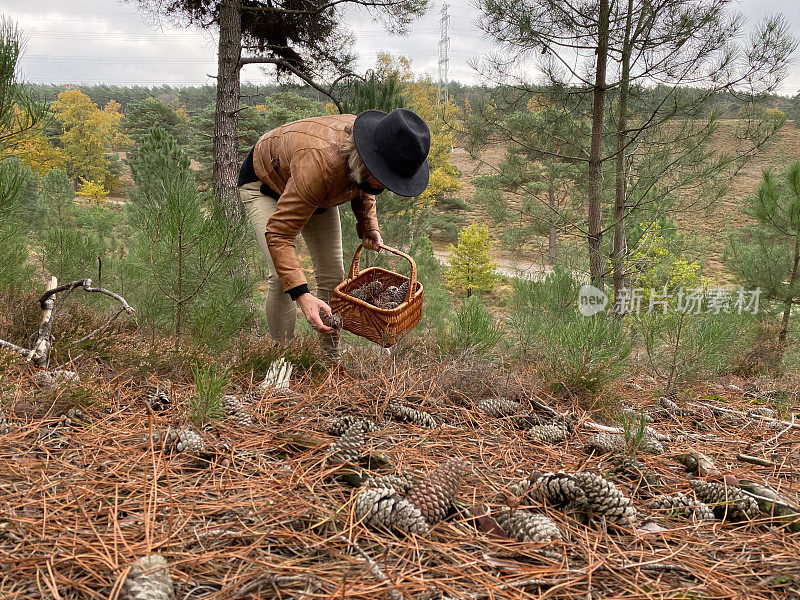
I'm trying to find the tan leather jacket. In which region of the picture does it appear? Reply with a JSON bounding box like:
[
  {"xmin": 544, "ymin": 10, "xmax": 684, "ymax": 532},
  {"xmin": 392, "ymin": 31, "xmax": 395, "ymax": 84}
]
[{"xmin": 252, "ymin": 114, "xmax": 380, "ymax": 292}]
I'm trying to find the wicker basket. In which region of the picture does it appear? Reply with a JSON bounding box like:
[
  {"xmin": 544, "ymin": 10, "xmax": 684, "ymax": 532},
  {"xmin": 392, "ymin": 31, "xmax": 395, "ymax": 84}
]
[{"xmin": 330, "ymin": 243, "xmax": 423, "ymax": 347}]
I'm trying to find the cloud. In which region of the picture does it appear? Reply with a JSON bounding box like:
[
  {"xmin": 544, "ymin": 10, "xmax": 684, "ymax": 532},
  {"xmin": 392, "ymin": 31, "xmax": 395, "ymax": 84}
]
[{"xmin": 3, "ymin": 0, "xmax": 798, "ymax": 94}]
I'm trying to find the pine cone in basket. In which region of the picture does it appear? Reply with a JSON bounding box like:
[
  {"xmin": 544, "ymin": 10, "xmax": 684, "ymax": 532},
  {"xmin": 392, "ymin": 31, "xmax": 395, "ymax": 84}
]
[
  {"xmin": 328, "ymin": 415, "xmax": 378, "ymax": 436},
  {"xmin": 529, "ymin": 472, "xmax": 586, "ymax": 507},
  {"xmin": 689, "ymin": 480, "xmax": 759, "ymax": 521},
  {"xmin": 329, "ymin": 424, "xmax": 364, "ymax": 465},
  {"xmin": 354, "ymin": 486, "xmax": 430, "ymax": 535},
  {"xmin": 476, "ymin": 397, "xmax": 524, "ymax": 417},
  {"xmin": 120, "ymin": 555, "xmax": 173, "ymax": 600},
  {"xmin": 405, "ymin": 458, "xmax": 467, "ymax": 525},
  {"xmin": 527, "ymin": 423, "xmax": 568, "ymax": 444},
  {"xmin": 223, "ymin": 394, "xmax": 254, "ymax": 427},
  {"xmin": 495, "ymin": 509, "xmax": 563, "ymax": 543},
  {"xmin": 349, "ymin": 280, "xmax": 384, "ymax": 304},
  {"xmin": 573, "ymin": 472, "xmax": 638, "ymax": 526},
  {"xmin": 388, "ymin": 400, "xmax": 437, "ymax": 428},
  {"xmin": 647, "ymin": 493, "xmax": 715, "ymax": 521}
]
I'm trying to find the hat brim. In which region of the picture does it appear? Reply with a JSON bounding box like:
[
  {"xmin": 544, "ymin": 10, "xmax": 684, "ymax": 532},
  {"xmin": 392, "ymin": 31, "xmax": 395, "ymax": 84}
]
[{"xmin": 353, "ymin": 110, "xmax": 430, "ymax": 197}]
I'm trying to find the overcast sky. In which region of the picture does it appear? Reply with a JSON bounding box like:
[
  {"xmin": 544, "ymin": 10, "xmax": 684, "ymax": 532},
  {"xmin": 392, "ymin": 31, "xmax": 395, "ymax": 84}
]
[{"xmin": 4, "ymin": 0, "xmax": 800, "ymax": 95}]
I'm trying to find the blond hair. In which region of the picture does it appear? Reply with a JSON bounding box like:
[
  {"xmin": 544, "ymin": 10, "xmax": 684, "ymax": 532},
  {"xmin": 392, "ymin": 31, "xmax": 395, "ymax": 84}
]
[{"xmin": 339, "ymin": 127, "xmax": 372, "ymax": 184}]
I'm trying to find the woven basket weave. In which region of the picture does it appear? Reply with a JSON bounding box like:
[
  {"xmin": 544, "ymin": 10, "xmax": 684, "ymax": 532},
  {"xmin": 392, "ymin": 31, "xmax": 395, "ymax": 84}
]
[{"xmin": 330, "ymin": 243, "xmax": 423, "ymax": 347}]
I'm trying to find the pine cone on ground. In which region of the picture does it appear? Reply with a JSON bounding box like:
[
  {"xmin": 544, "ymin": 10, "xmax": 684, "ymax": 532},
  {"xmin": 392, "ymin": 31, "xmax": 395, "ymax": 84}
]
[
  {"xmin": 583, "ymin": 433, "xmax": 626, "ymax": 454},
  {"xmin": 164, "ymin": 427, "xmax": 205, "ymax": 454},
  {"xmin": 58, "ymin": 407, "xmax": 91, "ymax": 428},
  {"xmin": 223, "ymin": 395, "xmax": 254, "ymax": 427},
  {"xmin": 145, "ymin": 388, "xmax": 171, "ymax": 412},
  {"xmin": 573, "ymin": 472, "xmax": 638, "ymax": 526},
  {"xmin": 747, "ymin": 407, "xmax": 775, "ymax": 418},
  {"xmin": 510, "ymin": 411, "xmax": 552, "ymax": 429},
  {"xmin": 361, "ymin": 473, "xmax": 419, "ymax": 494},
  {"xmin": 647, "ymin": 493, "xmax": 715, "ymax": 521},
  {"xmin": 610, "ymin": 456, "xmax": 661, "ymax": 489},
  {"xmin": 349, "ymin": 280, "xmax": 384, "ymax": 304},
  {"xmin": 689, "ymin": 480, "xmax": 759, "ymax": 521},
  {"xmin": 354, "ymin": 486, "xmax": 430, "ymax": 535},
  {"xmin": 405, "ymin": 458, "xmax": 467, "ymax": 525},
  {"xmin": 529, "ymin": 472, "xmax": 586, "ymax": 508},
  {"xmin": 328, "ymin": 415, "xmax": 378, "ymax": 436},
  {"xmin": 329, "ymin": 424, "xmax": 364, "ymax": 465},
  {"xmin": 635, "ymin": 435, "xmax": 666, "ymax": 455},
  {"xmin": 527, "ymin": 423, "xmax": 567, "ymax": 444},
  {"xmin": 0, "ymin": 406, "xmax": 11, "ymax": 435},
  {"xmin": 476, "ymin": 397, "xmax": 524, "ymax": 417},
  {"xmin": 388, "ymin": 400, "xmax": 437, "ymax": 428},
  {"xmin": 495, "ymin": 509, "xmax": 562, "ymax": 543},
  {"xmin": 119, "ymin": 555, "xmax": 173, "ymax": 600}
]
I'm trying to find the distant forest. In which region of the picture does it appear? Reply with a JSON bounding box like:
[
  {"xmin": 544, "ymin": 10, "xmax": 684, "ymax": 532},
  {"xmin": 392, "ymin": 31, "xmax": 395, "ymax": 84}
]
[{"xmin": 24, "ymin": 81, "xmax": 800, "ymax": 122}]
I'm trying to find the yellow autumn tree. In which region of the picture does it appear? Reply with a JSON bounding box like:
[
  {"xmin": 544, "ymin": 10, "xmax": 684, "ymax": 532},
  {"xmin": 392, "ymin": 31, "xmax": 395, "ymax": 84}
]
[
  {"xmin": 0, "ymin": 106, "xmax": 65, "ymax": 174},
  {"xmin": 446, "ymin": 223, "xmax": 498, "ymax": 297},
  {"xmin": 102, "ymin": 99, "xmax": 134, "ymax": 151},
  {"xmin": 75, "ymin": 177, "xmax": 108, "ymax": 203},
  {"xmin": 370, "ymin": 52, "xmax": 462, "ymax": 207},
  {"xmin": 51, "ymin": 89, "xmax": 115, "ymax": 188}
]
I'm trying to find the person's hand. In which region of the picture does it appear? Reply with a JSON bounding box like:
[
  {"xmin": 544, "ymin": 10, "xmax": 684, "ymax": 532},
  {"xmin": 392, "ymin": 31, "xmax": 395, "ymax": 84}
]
[
  {"xmin": 363, "ymin": 229, "xmax": 383, "ymax": 252},
  {"xmin": 296, "ymin": 293, "xmax": 335, "ymax": 334}
]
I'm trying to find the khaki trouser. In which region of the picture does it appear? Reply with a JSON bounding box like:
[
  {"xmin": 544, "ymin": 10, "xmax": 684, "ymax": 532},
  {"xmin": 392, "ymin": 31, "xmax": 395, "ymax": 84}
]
[{"xmin": 238, "ymin": 181, "xmax": 344, "ymax": 356}]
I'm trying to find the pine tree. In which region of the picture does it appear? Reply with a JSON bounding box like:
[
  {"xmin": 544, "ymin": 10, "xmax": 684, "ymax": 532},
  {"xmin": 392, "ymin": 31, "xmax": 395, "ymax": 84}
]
[
  {"xmin": 726, "ymin": 161, "xmax": 800, "ymax": 342},
  {"xmin": 122, "ymin": 97, "xmax": 189, "ymax": 145},
  {"xmin": 126, "ymin": 128, "xmax": 254, "ymax": 346},
  {"xmin": 446, "ymin": 224, "xmax": 499, "ymax": 297}
]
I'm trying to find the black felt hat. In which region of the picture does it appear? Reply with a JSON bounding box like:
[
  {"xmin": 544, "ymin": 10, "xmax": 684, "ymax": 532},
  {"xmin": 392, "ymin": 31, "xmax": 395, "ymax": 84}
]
[{"xmin": 353, "ymin": 108, "xmax": 431, "ymax": 197}]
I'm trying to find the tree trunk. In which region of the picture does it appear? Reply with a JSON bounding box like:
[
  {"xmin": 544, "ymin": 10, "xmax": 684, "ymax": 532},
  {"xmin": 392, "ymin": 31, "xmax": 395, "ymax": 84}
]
[
  {"xmin": 780, "ymin": 235, "xmax": 800, "ymax": 342},
  {"xmin": 587, "ymin": 0, "xmax": 610, "ymax": 289},
  {"xmin": 548, "ymin": 183, "xmax": 557, "ymax": 263},
  {"xmin": 612, "ymin": 0, "xmax": 634, "ymax": 315},
  {"xmin": 213, "ymin": 0, "xmax": 243, "ymax": 210}
]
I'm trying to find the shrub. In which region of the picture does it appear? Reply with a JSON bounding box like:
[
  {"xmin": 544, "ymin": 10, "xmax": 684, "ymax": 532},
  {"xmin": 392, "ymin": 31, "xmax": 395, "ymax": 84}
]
[
  {"xmin": 191, "ymin": 363, "xmax": 228, "ymax": 425},
  {"xmin": 638, "ymin": 310, "xmax": 744, "ymax": 389},
  {"xmin": 439, "ymin": 295, "xmax": 503, "ymax": 356},
  {"xmin": 546, "ymin": 314, "xmax": 631, "ymax": 394}
]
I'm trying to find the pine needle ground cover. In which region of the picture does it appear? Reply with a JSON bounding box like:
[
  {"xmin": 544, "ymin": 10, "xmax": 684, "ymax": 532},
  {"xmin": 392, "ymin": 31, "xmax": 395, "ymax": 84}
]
[{"xmin": 0, "ymin": 355, "xmax": 799, "ymax": 599}]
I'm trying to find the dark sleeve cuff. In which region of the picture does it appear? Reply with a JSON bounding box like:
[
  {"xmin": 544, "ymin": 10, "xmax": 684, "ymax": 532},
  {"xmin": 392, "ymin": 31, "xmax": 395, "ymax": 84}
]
[{"xmin": 287, "ymin": 284, "xmax": 310, "ymax": 301}]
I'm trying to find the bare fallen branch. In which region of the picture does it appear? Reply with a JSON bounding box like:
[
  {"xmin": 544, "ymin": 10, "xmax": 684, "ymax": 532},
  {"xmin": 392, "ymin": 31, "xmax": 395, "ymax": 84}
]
[{"xmin": 0, "ymin": 277, "xmax": 135, "ymax": 366}]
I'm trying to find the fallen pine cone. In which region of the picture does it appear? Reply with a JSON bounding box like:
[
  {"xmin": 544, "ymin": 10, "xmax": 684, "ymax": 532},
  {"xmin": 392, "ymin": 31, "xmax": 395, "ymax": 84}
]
[
  {"xmin": 529, "ymin": 472, "xmax": 586, "ymax": 508},
  {"xmin": 354, "ymin": 486, "xmax": 430, "ymax": 535},
  {"xmin": 405, "ymin": 458, "xmax": 467, "ymax": 525},
  {"xmin": 329, "ymin": 424, "xmax": 364, "ymax": 465},
  {"xmin": 494, "ymin": 509, "xmax": 562, "ymax": 544},
  {"xmin": 647, "ymin": 493, "xmax": 715, "ymax": 521},
  {"xmin": 573, "ymin": 472, "xmax": 638, "ymax": 526},
  {"xmin": 689, "ymin": 479, "xmax": 759, "ymax": 521},
  {"xmin": 476, "ymin": 397, "xmax": 524, "ymax": 417},
  {"xmin": 328, "ymin": 415, "xmax": 378, "ymax": 436},
  {"xmin": 527, "ymin": 423, "xmax": 568, "ymax": 444},
  {"xmin": 119, "ymin": 555, "xmax": 173, "ymax": 600},
  {"xmin": 388, "ymin": 400, "xmax": 437, "ymax": 428},
  {"xmin": 223, "ymin": 394, "xmax": 254, "ymax": 427},
  {"xmin": 361, "ymin": 473, "xmax": 420, "ymax": 494}
]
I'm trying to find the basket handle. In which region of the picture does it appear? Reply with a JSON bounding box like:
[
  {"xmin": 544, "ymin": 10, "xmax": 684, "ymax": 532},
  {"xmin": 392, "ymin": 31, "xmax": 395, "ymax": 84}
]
[{"xmin": 348, "ymin": 243, "xmax": 418, "ymax": 303}]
